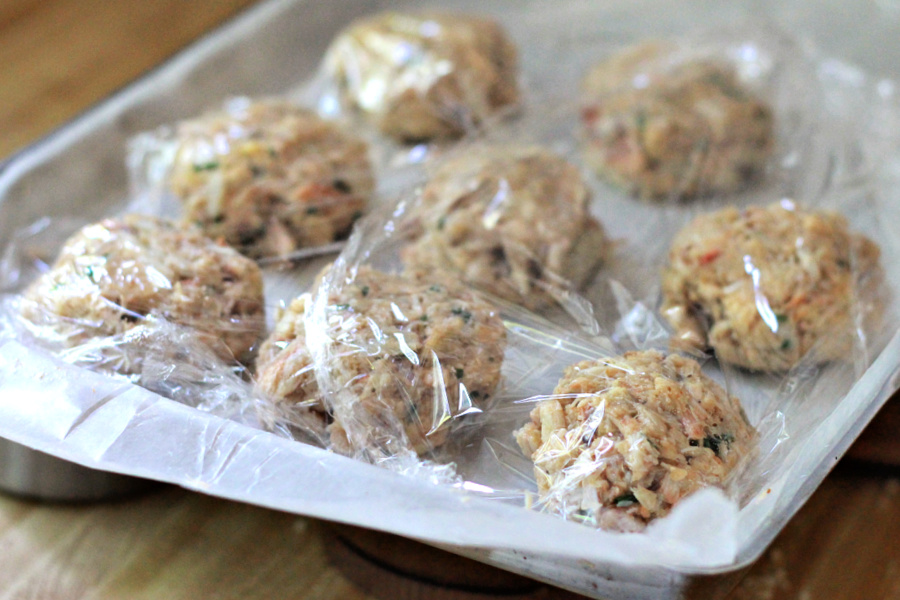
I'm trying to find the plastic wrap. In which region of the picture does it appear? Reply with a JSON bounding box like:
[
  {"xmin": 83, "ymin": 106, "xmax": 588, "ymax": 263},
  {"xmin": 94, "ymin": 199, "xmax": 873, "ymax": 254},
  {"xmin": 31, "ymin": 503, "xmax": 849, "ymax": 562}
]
[
  {"xmin": 127, "ymin": 97, "xmax": 374, "ymax": 260},
  {"xmin": 1, "ymin": 1, "xmax": 900, "ymax": 598},
  {"xmin": 522, "ymin": 21, "xmax": 830, "ymax": 207},
  {"xmin": 256, "ymin": 265, "xmax": 511, "ymax": 462},
  {"xmin": 0, "ymin": 215, "xmax": 271, "ymax": 427},
  {"xmin": 513, "ymin": 350, "xmax": 757, "ymax": 533},
  {"xmin": 316, "ymin": 11, "xmax": 520, "ymax": 143},
  {"xmin": 579, "ymin": 41, "xmax": 775, "ymax": 200},
  {"xmin": 267, "ymin": 233, "xmax": 619, "ymax": 474},
  {"xmin": 661, "ymin": 201, "xmax": 884, "ymax": 373},
  {"xmin": 398, "ymin": 144, "xmax": 608, "ymax": 312},
  {"xmin": 258, "ymin": 128, "xmax": 888, "ymax": 538},
  {"xmin": 245, "ymin": 20, "xmax": 895, "ymax": 546}
]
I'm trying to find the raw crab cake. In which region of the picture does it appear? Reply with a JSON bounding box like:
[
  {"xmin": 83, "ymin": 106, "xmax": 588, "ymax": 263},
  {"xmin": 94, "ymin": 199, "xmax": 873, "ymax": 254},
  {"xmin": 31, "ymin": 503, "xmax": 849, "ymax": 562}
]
[
  {"xmin": 322, "ymin": 12, "xmax": 519, "ymax": 142},
  {"xmin": 256, "ymin": 266, "xmax": 506, "ymax": 455},
  {"xmin": 167, "ymin": 99, "xmax": 373, "ymax": 258},
  {"xmin": 21, "ymin": 215, "xmax": 265, "ymax": 366},
  {"xmin": 661, "ymin": 202, "xmax": 882, "ymax": 372},
  {"xmin": 400, "ymin": 145, "xmax": 608, "ymax": 309},
  {"xmin": 515, "ymin": 350, "xmax": 756, "ymax": 532},
  {"xmin": 581, "ymin": 42, "xmax": 774, "ymax": 200}
]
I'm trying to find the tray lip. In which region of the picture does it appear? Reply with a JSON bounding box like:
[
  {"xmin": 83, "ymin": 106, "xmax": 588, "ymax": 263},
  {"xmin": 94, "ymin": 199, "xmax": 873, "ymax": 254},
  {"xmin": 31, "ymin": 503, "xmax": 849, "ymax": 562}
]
[{"xmin": 1, "ymin": 0, "xmax": 900, "ymax": 588}]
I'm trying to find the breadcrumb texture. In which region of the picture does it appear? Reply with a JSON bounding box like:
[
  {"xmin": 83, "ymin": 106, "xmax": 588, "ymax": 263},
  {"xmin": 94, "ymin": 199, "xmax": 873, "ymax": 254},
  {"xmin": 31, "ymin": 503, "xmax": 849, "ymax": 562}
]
[
  {"xmin": 21, "ymin": 215, "xmax": 265, "ymax": 366},
  {"xmin": 515, "ymin": 350, "xmax": 756, "ymax": 532},
  {"xmin": 256, "ymin": 266, "xmax": 507, "ymax": 455},
  {"xmin": 168, "ymin": 99, "xmax": 373, "ymax": 258},
  {"xmin": 323, "ymin": 12, "xmax": 519, "ymax": 141},
  {"xmin": 401, "ymin": 145, "xmax": 607, "ymax": 309},
  {"xmin": 581, "ymin": 42, "xmax": 774, "ymax": 200},
  {"xmin": 662, "ymin": 202, "xmax": 883, "ymax": 372}
]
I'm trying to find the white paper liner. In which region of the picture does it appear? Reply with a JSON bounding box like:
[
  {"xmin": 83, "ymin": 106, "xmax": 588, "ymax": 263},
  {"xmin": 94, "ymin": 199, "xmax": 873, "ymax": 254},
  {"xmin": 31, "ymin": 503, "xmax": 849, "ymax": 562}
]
[{"xmin": 0, "ymin": 338, "xmax": 742, "ymax": 568}]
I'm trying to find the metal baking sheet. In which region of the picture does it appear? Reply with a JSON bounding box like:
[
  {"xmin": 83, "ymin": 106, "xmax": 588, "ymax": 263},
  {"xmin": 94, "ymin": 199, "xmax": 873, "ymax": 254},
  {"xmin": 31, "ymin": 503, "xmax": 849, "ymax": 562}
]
[{"xmin": 2, "ymin": 1, "xmax": 900, "ymax": 598}]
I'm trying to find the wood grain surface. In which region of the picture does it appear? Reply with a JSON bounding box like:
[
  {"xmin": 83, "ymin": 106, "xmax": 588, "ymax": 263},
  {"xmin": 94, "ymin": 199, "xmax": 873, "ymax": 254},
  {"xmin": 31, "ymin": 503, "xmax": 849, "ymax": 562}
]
[{"xmin": 2, "ymin": 1, "xmax": 900, "ymax": 599}]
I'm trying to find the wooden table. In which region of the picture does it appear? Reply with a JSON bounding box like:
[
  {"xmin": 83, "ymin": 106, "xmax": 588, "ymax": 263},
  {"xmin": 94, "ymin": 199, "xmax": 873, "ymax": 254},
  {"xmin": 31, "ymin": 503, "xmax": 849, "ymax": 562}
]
[{"xmin": 2, "ymin": 2, "xmax": 900, "ymax": 599}]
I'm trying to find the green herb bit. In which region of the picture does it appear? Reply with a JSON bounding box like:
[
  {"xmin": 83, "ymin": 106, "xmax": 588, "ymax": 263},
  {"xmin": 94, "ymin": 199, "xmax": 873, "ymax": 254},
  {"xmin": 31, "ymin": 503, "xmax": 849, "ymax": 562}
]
[
  {"xmin": 451, "ymin": 307, "xmax": 472, "ymax": 322},
  {"xmin": 455, "ymin": 368, "xmax": 464, "ymax": 379},
  {"xmin": 775, "ymin": 313, "xmax": 788, "ymax": 323},
  {"xmin": 192, "ymin": 161, "xmax": 220, "ymax": 172},
  {"xmin": 361, "ymin": 285, "xmax": 370, "ymax": 297},
  {"xmin": 429, "ymin": 285, "xmax": 442, "ymax": 293},
  {"xmin": 573, "ymin": 509, "xmax": 591, "ymax": 521},
  {"xmin": 332, "ymin": 303, "xmax": 351, "ymax": 310},
  {"xmin": 780, "ymin": 339, "xmax": 792, "ymax": 350},
  {"xmin": 635, "ymin": 111, "xmax": 647, "ymax": 137},
  {"xmin": 704, "ymin": 72, "xmax": 747, "ymax": 100},
  {"xmin": 237, "ymin": 227, "xmax": 266, "ymax": 246},
  {"xmin": 437, "ymin": 216, "xmax": 447, "ymax": 230},
  {"xmin": 332, "ymin": 179, "xmax": 352, "ymax": 193},
  {"xmin": 704, "ymin": 72, "xmax": 729, "ymax": 90},
  {"xmin": 702, "ymin": 433, "xmax": 735, "ymax": 457},
  {"xmin": 85, "ymin": 266, "xmax": 96, "ymax": 282},
  {"xmin": 305, "ymin": 206, "xmax": 320, "ymax": 215},
  {"xmin": 613, "ymin": 492, "xmax": 638, "ymax": 507},
  {"xmin": 405, "ymin": 403, "xmax": 420, "ymax": 423},
  {"xmin": 419, "ymin": 314, "xmax": 428, "ymax": 322}
]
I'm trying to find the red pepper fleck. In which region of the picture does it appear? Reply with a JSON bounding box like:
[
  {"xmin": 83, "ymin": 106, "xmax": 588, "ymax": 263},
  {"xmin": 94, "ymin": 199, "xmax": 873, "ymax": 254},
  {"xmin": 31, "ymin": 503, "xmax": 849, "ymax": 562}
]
[
  {"xmin": 299, "ymin": 182, "xmax": 339, "ymax": 200},
  {"xmin": 581, "ymin": 106, "xmax": 600, "ymax": 124},
  {"xmin": 698, "ymin": 249, "xmax": 721, "ymax": 265}
]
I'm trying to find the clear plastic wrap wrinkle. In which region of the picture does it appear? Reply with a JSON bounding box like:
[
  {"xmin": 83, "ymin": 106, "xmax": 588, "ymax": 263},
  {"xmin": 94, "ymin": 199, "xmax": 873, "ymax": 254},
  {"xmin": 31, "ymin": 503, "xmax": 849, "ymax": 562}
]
[
  {"xmin": 0, "ymin": 214, "xmax": 271, "ymax": 429},
  {"xmin": 252, "ymin": 167, "xmax": 759, "ymax": 550},
  {"xmin": 513, "ymin": 350, "xmax": 757, "ymax": 533},
  {"xmin": 252, "ymin": 17, "xmax": 897, "ymax": 565},
  {"xmin": 128, "ymin": 97, "xmax": 374, "ymax": 261},
  {"xmin": 579, "ymin": 40, "xmax": 775, "ymax": 201},
  {"xmin": 0, "ymin": 337, "xmax": 742, "ymax": 568},
  {"xmin": 262, "ymin": 202, "xmax": 617, "ymax": 475},
  {"xmin": 660, "ymin": 201, "xmax": 884, "ymax": 373},
  {"xmin": 317, "ymin": 11, "xmax": 521, "ymax": 142},
  {"xmin": 397, "ymin": 144, "xmax": 608, "ymax": 314}
]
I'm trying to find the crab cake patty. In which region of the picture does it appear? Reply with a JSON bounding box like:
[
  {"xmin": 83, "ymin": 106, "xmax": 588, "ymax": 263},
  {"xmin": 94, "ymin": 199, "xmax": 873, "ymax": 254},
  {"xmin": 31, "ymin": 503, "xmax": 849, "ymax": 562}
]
[
  {"xmin": 515, "ymin": 350, "xmax": 755, "ymax": 531},
  {"xmin": 168, "ymin": 99, "xmax": 373, "ymax": 258},
  {"xmin": 661, "ymin": 202, "xmax": 882, "ymax": 371},
  {"xmin": 256, "ymin": 266, "xmax": 507, "ymax": 455},
  {"xmin": 581, "ymin": 43, "xmax": 774, "ymax": 200},
  {"xmin": 322, "ymin": 12, "xmax": 519, "ymax": 142},
  {"xmin": 21, "ymin": 215, "xmax": 265, "ymax": 366},
  {"xmin": 400, "ymin": 145, "xmax": 607, "ymax": 309}
]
